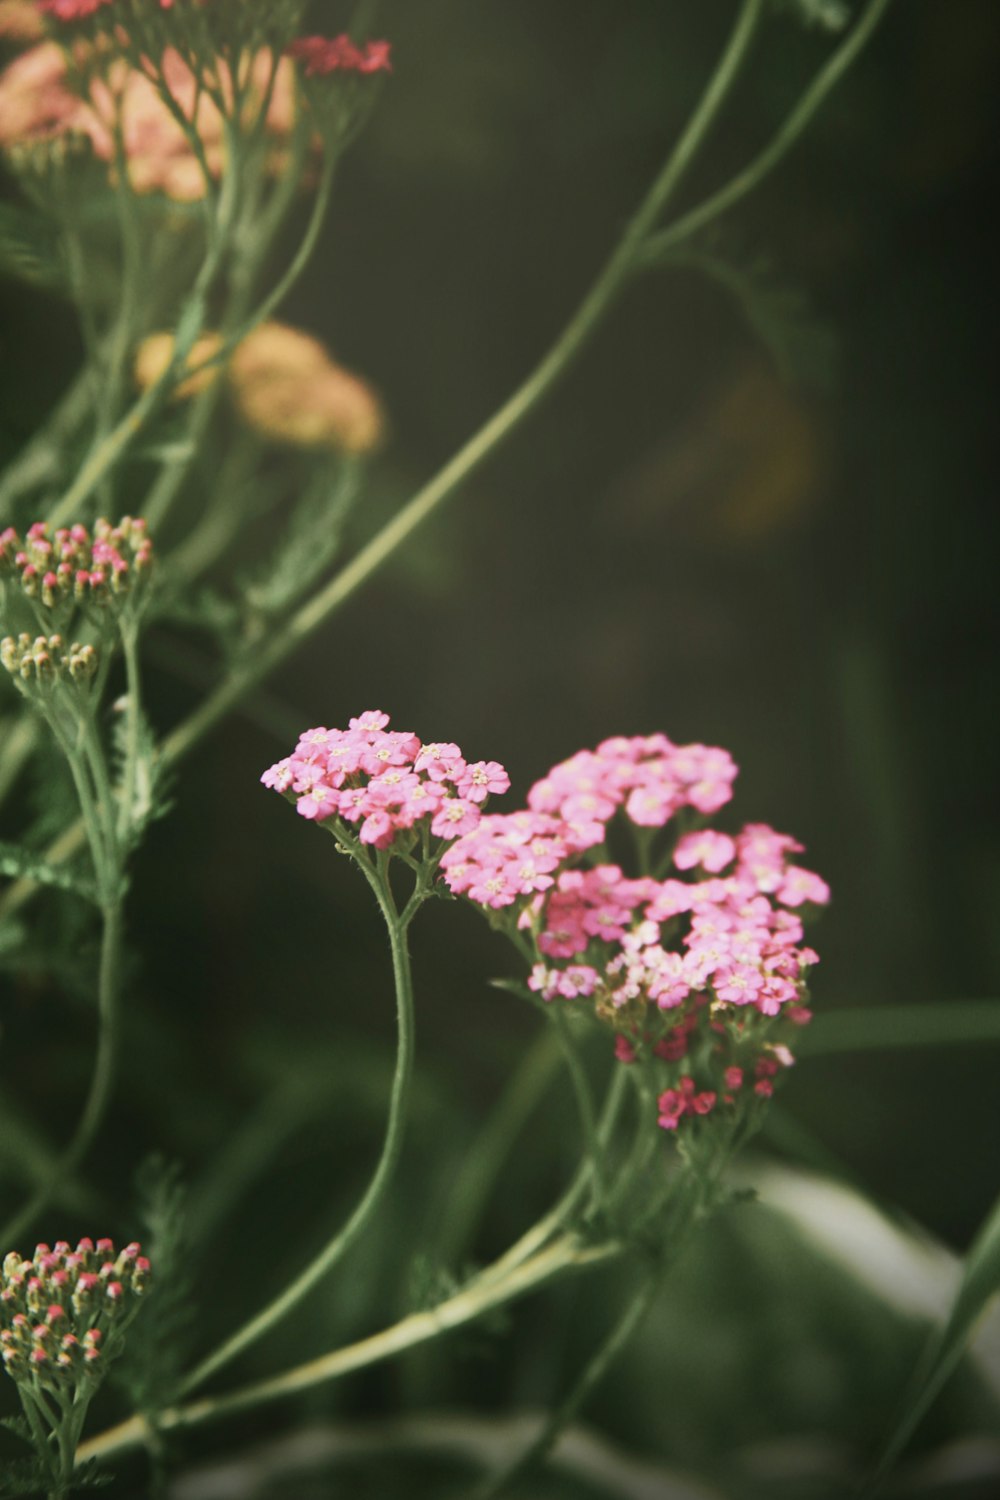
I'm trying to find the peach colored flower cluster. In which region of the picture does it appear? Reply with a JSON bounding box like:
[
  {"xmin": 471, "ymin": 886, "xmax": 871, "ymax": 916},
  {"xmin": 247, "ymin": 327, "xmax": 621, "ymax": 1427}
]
[
  {"xmin": 0, "ymin": 38, "xmax": 298, "ymax": 200},
  {"xmin": 134, "ymin": 320, "xmax": 386, "ymax": 453}
]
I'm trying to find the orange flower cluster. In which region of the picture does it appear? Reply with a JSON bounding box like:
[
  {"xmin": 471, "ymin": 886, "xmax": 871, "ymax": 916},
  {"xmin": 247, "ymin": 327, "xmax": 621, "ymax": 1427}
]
[{"xmin": 135, "ymin": 320, "xmax": 385, "ymax": 454}]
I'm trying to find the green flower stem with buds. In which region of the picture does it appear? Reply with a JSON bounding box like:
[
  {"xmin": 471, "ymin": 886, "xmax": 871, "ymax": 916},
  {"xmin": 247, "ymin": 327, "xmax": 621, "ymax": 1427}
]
[{"xmin": 177, "ymin": 831, "xmax": 421, "ymax": 1396}]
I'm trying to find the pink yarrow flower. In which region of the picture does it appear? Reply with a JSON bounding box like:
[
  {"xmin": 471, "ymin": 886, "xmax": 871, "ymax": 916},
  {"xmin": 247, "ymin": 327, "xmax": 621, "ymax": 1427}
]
[{"xmin": 260, "ymin": 712, "xmax": 508, "ymax": 854}]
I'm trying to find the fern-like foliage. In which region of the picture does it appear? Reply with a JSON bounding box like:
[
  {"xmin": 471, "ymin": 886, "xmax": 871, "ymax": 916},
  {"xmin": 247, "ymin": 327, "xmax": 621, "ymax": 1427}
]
[
  {"xmin": 240, "ymin": 458, "xmax": 361, "ymax": 628},
  {"xmin": 0, "ymin": 203, "xmax": 68, "ymax": 296},
  {"xmin": 110, "ymin": 701, "xmax": 173, "ymax": 854},
  {"xmin": 22, "ymin": 736, "xmax": 83, "ymax": 852},
  {"xmin": 655, "ymin": 239, "xmax": 839, "ymax": 391},
  {"xmin": 0, "ymin": 840, "xmax": 98, "ymax": 906},
  {"xmin": 113, "ymin": 1155, "xmax": 197, "ymax": 1411}
]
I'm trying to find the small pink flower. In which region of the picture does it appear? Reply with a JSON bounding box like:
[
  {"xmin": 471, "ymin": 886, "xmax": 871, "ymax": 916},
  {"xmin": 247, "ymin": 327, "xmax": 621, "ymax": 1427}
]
[
  {"xmin": 430, "ymin": 798, "xmax": 481, "ymax": 839},
  {"xmin": 674, "ymin": 830, "xmax": 736, "ymax": 874},
  {"xmin": 457, "ymin": 759, "xmax": 510, "ymax": 803},
  {"xmin": 778, "ymin": 866, "xmax": 831, "ymax": 908}
]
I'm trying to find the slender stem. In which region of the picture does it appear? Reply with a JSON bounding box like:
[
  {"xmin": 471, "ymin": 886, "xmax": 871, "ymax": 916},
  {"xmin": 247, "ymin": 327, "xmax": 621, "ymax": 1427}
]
[
  {"xmin": 433, "ymin": 1025, "xmax": 562, "ymax": 1267},
  {"xmin": 0, "ymin": 714, "xmax": 39, "ymax": 808},
  {"xmin": 176, "ymin": 858, "xmax": 416, "ymax": 1395},
  {"xmin": 116, "ymin": 623, "xmax": 143, "ymax": 848},
  {"xmin": 45, "ymin": 134, "xmax": 243, "ymax": 529},
  {"xmin": 639, "ymin": 0, "xmax": 894, "ymax": 265},
  {"xmin": 549, "ymin": 1009, "xmax": 605, "ymax": 1207},
  {"xmin": 0, "ymin": 369, "xmax": 94, "ymax": 520},
  {"xmin": 472, "ymin": 1064, "xmax": 630, "ymax": 1291},
  {"xmin": 76, "ymin": 1233, "xmax": 623, "ymax": 1468},
  {"xmin": 46, "ymin": 725, "xmax": 111, "ymax": 900},
  {"xmin": 158, "ymin": 4, "xmax": 765, "ymax": 766},
  {"xmin": 179, "ymin": 156, "xmax": 338, "ymax": 394},
  {"xmin": 0, "ymin": 897, "xmax": 123, "ymax": 1245},
  {"xmin": 468, "ymin": 1266, "xmax": 663, "ymax": 1500}
]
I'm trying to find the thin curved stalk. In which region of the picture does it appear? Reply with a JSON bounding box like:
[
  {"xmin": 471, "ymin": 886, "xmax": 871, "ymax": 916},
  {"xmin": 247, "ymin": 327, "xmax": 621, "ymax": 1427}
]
[
  {"xmin": 550, "ymin": 1009, "xmax": 606, "ymax": 1207},
  {"xmin": 639, "ymin": 0, "xmax": 894, "ymax": 265},
  {"xmin": 433, "ymin": 1025, "xmax": 562, "ymax": 1268},
  {"xmin": 176, "ymin": 858, "xmax": 416, "ymax": 1396},
  {"xmin": 115, "ymin": 624, "xmax": 143, "ymax": 848},
  {"xmin": 76, "ymin": 1232, "xmax": 622, "ymax": 1469},
  {"xmin": 0, "ymin": 898, "xmax": 123, "ymax": 1246},
  {"xmin": 471, "ymin": 1064, "xmax": 631, "ymax": 1291},
  {"xmin": 0, "ymin": 367, "xmax": 94, "ymax": 520},
  {"xmin": 467, "ymin": 1266, "xmax": 662, "ymax": 1500}
]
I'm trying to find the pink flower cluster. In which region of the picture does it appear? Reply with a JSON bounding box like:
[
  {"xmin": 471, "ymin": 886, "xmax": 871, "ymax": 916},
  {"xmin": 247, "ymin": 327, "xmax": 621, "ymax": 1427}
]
[
  {"xmin": 0, "ymin": 517, "xmax": 152, "ymax": 614},
  {"xmin": 439, "ymin": 733, "xmax": 740, "ymax": 909},
  {"xmin": 261, "ymin": 711, "xmax": 509, "ymax": 851},
  {"xmin": 286, "ymin": 34, "xmax": 392, "ymax": 77},
  {"xmin": 440, "ymin": 731, "xmax": 828, "ymax": 1133},
  {"xmin": 1, "ymin": 1238, "xmax": 150, "ymax": 1386}
]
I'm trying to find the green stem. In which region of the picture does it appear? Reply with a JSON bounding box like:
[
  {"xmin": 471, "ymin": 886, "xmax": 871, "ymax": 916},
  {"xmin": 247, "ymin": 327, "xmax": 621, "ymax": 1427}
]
[
  {"xmin": 472, "ymin": 1065, "xmax": 631, "ymax": 1291},
  {"xmin": 433, "ymin": 1025, "xmax": 562, "ymax": 1267},
  {"xmin": 116, "ymin": 623, "xmax": 143, "ymax": 848},
  {"xmin": 550, "ymin": 1009, "xmax": 605, "ymax": 1209},
  {"xmin": 48, "ymin": 727, "xmax": 112, "ymax": 900},
  {"xmin": 76, "ymin": 1232, "xmax": 622, "ymax": 1469},
  {"xmin": 176, "ymin": 858, "xmax": 417, "ymax": 1396},
  {"xmin": 639, "ymin": 0, "xmax": 894, "ymax": 265},
  {"xmin": 467, "ymin": 1265, "xmax": 663, "ymax": 1500},
  {"xmin": 0, "ymin": 897, "xmax": 124, "ymax": 1246},
  {"xmin": 156, "ymin": 1, "xmax": 764, "ymax": 765},
  {"xmin": 45, "ymin": 134, "xmax": 243, "ymax": 529},
  {"xmin": 0, "ymin": 714, "xmax": 40, "ymax": 809},
  {"xmin": 0, "ymin": 366, "xmax": 94, "ymax": 519}
]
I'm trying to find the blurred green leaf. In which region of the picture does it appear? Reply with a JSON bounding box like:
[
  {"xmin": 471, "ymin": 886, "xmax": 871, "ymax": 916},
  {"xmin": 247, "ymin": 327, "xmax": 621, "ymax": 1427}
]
[
  {"xmin": 0, "ymin": 202, "xmax": 67, "ymax": 294},
  {"xmin": 648, "ymin": 242, "xmax": 838, "ymax": 389},
  {"xmin": 0, "ymin": 839, "xmax": 97, "ymax": 904},
  {"xmin": 872, "ymin": 1185, "xmax": 1000, "ymax": 1487},
  {"xmin": 798, "ymin": 1002, "xmax": 1000, "ymax": 1055}
]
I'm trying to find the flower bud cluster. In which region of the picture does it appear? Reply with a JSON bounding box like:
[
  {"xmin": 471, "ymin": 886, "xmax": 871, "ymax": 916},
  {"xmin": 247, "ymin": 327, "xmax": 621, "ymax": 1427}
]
[
  {"xmin": 261, "ymin": 709, "xmax": 509, "ymax": 852},
  {"xmin": 440, "ymin": 731, "xmax": 828, "ymax": 1134},
  {"xmin": 0, "ymin": 632, "xmax": 98, "ymax": 686},
  {"xmin": 1, "ymin": 1237, "xmax": 150, "ymax": 1392},
  {"xmin": 0, "ymin": 517, "xmax": 153, "ymax": 623}
]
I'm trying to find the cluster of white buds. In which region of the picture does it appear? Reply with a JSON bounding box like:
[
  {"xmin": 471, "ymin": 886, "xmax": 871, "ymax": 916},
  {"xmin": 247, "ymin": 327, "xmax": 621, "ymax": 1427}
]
[
  {"xmin": 1, "ymin": 1238, "xmax": 150, "ymax": 1394},
  {"xmin": 0, "ymin": 518, "xmax": 153, "ymax": 624},
  {"xmin": 0, "ymin": 632, "xmax": 99, "ymax": 687}
]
